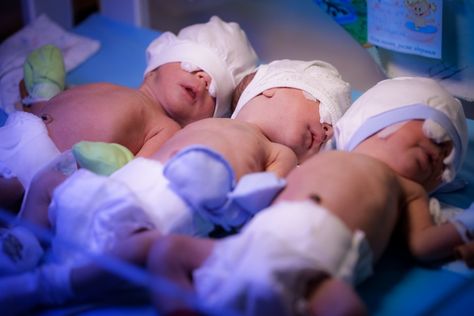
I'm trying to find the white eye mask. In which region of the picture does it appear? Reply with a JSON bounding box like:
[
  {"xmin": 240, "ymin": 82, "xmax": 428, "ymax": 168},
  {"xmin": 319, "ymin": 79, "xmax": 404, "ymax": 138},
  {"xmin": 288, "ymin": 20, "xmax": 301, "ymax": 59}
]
[
  {"xmin": 422, "ymin": 118, "xmax": 455, "ymax": 183},
  {"xmin": 180, "ymin": 62, "xmax": 217, "ymax": 98},
  {"xmin": 376, "ymin": 122, "xmax": 407, "ymax": 139},
  {"xmin": 302, "ymin": 90, "xmax": 326, "ymax": 124}
]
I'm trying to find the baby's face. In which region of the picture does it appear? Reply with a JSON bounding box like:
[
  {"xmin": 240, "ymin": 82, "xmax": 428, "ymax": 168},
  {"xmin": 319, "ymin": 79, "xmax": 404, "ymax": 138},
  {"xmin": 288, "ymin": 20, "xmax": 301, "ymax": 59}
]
[
  {"xmin": 355, "ymin": 120, "xmax": 452, "ymax": 192},
  {"xmin": 236, "ymin": 87, "xmax": 333, "ymax": 163},
  {"xmin": 151, "ymin": 62, "xmax": 216, "ymax": 126}
]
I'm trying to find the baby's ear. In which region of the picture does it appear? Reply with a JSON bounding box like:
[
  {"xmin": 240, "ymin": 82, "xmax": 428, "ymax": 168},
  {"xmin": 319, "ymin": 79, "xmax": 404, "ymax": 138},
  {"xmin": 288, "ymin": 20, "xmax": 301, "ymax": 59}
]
[{"xmin": 262, "ymin": 88, "xmax": 276, "ymax": 98}]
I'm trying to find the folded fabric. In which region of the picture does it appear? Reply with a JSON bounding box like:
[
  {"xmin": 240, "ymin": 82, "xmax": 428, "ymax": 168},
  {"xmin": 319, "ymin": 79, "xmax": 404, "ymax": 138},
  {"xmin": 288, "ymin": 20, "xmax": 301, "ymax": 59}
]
[{"xmin": 0, "ymin": 14, "xmax": 100, "ymax": 113}]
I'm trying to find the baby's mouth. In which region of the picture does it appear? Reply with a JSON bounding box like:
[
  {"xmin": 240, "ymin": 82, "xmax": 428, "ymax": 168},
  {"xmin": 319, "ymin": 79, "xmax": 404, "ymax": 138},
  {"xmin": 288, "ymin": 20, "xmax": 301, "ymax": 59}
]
[
  {"xmin": 185, "ymin": 86, "xmax": 197, "ymax": 100},
  {"xmin": 307, "ymin": 133, "xmax": 316, "ymax": 151},
  {"xmin": 308, "ymin": 132, "xmax": 325, "ymax": 151}
]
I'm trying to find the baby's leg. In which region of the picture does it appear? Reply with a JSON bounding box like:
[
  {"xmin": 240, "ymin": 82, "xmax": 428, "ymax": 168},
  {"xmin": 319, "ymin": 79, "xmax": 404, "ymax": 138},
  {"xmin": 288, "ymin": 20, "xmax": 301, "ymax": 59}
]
[
  {"xmin": 53, "ymin": 229, "xmax": 162, "ymax": 305},
  {"xmin": 21, "ymin": 44, "xmax": 65, "ymax": 106},
  {"xmin": 19, "ymin": 150, "xmax": 76, "ymax": 230},
  {"xmin": 0, "ymin": 176, "xmax": 23, "ymax": 214},
  {"xmin": 0, "ymin": 152, "xmax": 76, "ymax": 275},
  {"xmin": 0, "ymin": 162, "xmax": 61, "ymax": 275},
  {"xmin": 306, "ymin": 276, "xmax": 367, "ymax": 316},
  {"xmin": 147, "ymin": 235, "xmax": 215, "ymax": 315}
]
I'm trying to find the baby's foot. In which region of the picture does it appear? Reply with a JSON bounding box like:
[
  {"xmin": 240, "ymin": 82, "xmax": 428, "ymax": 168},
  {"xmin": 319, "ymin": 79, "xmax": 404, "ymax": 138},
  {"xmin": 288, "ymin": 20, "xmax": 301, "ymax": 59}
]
[
  {"xmin": 22, "ymin": 44, "xmax": 65, "ymax": 105},
  {"xmin": 0, "ymin": 226, "xmax": 44, "ymax": 275},
  {"xmin": 72, "ymin": 141, "xmax": 134, "ymax": 176}
]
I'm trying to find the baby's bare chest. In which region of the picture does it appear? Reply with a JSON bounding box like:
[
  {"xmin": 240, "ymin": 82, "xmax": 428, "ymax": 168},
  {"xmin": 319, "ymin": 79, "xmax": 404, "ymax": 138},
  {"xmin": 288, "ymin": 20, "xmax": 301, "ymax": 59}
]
[{"xmin": 42, "ymin": 92, "xmax": 151, "ymax": 151}]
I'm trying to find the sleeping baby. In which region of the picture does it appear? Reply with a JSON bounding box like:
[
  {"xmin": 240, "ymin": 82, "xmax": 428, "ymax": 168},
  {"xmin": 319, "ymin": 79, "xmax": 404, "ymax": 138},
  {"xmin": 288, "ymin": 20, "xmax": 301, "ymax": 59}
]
[
  {"xmin": 0, "ymin": 59, "xmax": 351, "ymax": 313},
  {"xmin": 146, "ymin": 77, "xmax": 471, "ymax": 316},
  {"xmin": 0, "ymin": 15, "xmax": 258, "ymax": 209}
]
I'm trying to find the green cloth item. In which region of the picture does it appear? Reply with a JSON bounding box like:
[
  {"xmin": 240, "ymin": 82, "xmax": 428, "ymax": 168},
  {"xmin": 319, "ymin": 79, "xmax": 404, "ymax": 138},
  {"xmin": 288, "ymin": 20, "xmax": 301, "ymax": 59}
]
[
  {"xmin": 23, "ymin": 44, "xmax": 65, "ymax": 103},
  {"xmin": 72, "ymin": 141, "xmax": 134, "ymax": 176}
]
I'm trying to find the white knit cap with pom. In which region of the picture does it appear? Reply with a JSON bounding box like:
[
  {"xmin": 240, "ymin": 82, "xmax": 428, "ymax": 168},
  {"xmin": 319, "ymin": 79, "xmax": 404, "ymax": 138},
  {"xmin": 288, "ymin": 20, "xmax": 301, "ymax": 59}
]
[
  {"xmin": 231, "ymin": 59, "xmax": 351, "ymax": 125},
  {"xmin": 144, "ymin": 16, "xmax": 258, "ymax": 118}
]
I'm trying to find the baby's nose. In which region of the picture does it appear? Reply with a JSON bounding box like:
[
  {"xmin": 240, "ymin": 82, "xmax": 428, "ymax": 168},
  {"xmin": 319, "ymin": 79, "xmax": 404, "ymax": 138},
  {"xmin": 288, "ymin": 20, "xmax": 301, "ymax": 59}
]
[
  {"xmin": 322, "ymin": 123, "xmax": 334, "ymax": 140},
  {"xmin": 196, "ymin": 71, "xmax": 212, "ymax": 90}
]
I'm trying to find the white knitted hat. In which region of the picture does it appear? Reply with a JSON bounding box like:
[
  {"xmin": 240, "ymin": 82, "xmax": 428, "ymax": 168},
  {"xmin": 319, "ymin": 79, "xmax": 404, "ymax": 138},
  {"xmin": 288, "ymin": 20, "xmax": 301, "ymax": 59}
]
[
  {"xmin": 334, "ymin": 77, "xmax": 468, "ymax": 180},
  {"xmin": 144, "ymin": 16, "xmax": 258, "ymax": 118},
  {"xmin": 231, "ymin": 59, "xmax": 351, "ymax": 124}
]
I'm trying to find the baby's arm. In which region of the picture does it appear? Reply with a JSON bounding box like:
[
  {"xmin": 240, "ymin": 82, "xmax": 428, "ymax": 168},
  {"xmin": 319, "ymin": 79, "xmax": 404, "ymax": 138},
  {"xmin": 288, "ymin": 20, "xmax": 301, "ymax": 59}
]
[
  {"xmin": 135, "ymin": 121, "xmax": 181, "ymax": 158},
  {"xmin": 147, "ymin": 235, "xmax": 215, "ymax": 315},
  {"xmin": 455, "ymin": 241, "xmax": 474, "ymax": 268},
  {"xmin": 402, "ymin": 179, "xmax": 464, "ymax": 263},
  {"xmin": 20, "ymin": 152, "xmax": 76, "ymax": 231},
  {"xmin": 266, "ymin": 143, "xmax": 298, "ymax": 177}
]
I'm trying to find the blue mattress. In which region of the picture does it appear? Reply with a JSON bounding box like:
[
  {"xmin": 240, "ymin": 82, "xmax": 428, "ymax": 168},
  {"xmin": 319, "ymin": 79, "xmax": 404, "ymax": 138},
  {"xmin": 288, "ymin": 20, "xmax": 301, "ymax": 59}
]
[
  {"xmin": 67, "ymin": 14, "xmax": 160, "ymax": 89},
  {"xmin": 38, "ymin": 12, "xmax": 474, "ymax": 316}
]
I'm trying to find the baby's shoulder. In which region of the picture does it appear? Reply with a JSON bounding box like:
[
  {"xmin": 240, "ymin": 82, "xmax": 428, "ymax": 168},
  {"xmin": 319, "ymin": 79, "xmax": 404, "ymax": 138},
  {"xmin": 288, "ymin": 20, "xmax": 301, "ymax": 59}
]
[{"xmin": 398, "ymin": 175, "xmax": 427, "ymax": 200}]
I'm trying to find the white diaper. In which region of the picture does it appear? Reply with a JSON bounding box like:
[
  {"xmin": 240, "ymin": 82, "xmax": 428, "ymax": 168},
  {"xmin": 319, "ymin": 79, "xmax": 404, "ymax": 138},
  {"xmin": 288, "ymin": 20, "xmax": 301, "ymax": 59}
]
[
  {"xmin": 48, "ymin": 158, "xmax": 213, "ymax": 265},
  {"xmin": 0, "ymin": 111, "xmax": 59, "ymax": 189},
  {"xmin": 194, "ymin": 200, "xmax": 373, "ymax": 316},
  {"xmin": 48, "ymin": 168, "xmax": 156, "ymax": 266},
  {"xmin": 111, "ymin": 157, "xmax": 212, "ymax": 236}
]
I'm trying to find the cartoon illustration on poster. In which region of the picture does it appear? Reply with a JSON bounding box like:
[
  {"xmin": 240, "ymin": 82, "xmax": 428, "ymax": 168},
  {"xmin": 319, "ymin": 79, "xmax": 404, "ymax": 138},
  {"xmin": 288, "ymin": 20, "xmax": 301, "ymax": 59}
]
[{"xmin": 367, "ymin": 0, "xmax": 442, "ymax": 58}]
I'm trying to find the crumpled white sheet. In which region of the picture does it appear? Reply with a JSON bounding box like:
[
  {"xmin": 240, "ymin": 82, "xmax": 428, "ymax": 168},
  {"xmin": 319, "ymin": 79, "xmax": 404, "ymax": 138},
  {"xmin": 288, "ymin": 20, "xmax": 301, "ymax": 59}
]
[{"xmin": 0, "ymin": 14, "xmax": 100, "ymax": 114}]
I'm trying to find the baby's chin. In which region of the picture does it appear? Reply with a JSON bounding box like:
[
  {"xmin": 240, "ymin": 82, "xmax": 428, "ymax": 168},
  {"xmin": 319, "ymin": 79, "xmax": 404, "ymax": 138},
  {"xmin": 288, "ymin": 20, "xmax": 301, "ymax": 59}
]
[{"xmin": 297, "ymin": 150, "xmax": 318, "ymax": 164}]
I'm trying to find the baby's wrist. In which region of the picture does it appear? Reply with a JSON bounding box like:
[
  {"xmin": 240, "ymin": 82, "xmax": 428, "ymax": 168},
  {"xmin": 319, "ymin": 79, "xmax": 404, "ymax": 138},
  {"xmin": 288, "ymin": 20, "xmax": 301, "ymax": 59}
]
[{"xmin": 450, "ymin": 204, "xmax": 474, "ymax": 243}]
